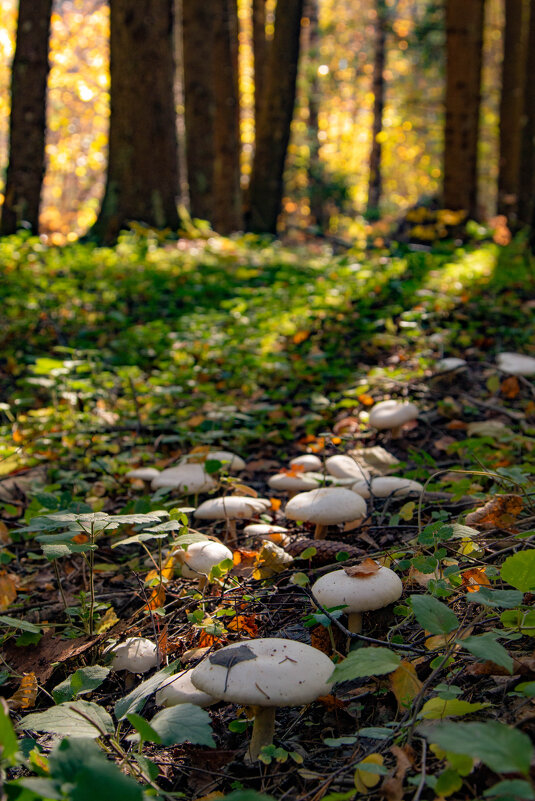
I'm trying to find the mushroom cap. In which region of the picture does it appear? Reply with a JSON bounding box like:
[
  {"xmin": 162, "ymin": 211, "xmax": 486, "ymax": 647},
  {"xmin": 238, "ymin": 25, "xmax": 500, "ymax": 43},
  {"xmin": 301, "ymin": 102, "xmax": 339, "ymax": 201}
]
[
  {"xmin": 289, "ymin": 454, "xmax": 323, "ymax": 471},
  {"xmin": 177, "ymin": 540, "xmax": 233, "ymax": 577},
  {"xmin": 151, "ymin": 463, "xmax": 216, "ymax": 494},
  {"xmin": 185, "ymin": 450, "xmax": 246, "ymax": 472},
  {"xmin": 126, "ymin": 467, "xmax": 160, "ymax": 481},
  {"xmin": 155, "ymin": 669, "xmax": 216, "ymax": 707},
  {"xmin": 285, "ymin": 487, "xmax": 366, "ymax": 525},
  {"xmin": 194, "ymin": 495, "xmax": 271, "ymax": 520},
  {"xmin": 325, "ymin": 455, "xmax": 370, "ymax": 480},
  {"xmin": 352, "ymin": 476, "xmax": 423, "ymax": 499},
  {"xmin": 435, "ymin": 357, "xmax": 467, "ymax": 372},
  {"xmin": 268, "ymin": 472, "xmax": 320, "ymax": 492},
  {"xmin": 243, "ymin": 523, "xmax": 290, "ymax": 546},
  {"xmin": 312, "ymin": 566, "xmax": 402, "ymax": 613},
  {"xmin": 190, "ymin": 637, "xmax": 333, "ymax": 707},
  {"xmin": 368, "ymin": 400, "xmax": 419, "ymax": 430},
  {"xmin": 110, "ymin": 637, "xmax": 158, "ymax": 673},
  {"xmin": 496, "ymin": 352, "xmax": 535, "ymax": 376}
]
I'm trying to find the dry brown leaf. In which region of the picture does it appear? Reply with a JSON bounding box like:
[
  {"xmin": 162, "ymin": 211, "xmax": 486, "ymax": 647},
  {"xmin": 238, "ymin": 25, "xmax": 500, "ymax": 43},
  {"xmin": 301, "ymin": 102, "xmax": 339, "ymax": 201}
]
[
  {"xmin": 389, "ymin": 661, "xmax": 423, "ymax": 711},
  {"xmin": 344, "ymin": 558, "xmax": 380, "ymax": 578},
  {"xmin": 0, "ymin": 522, "xmax": 11, "ymax": 544},
  {"xmin": 230, "ymin": 484, "xmax": 258, "ymax": 497},
  {"xmin": 465, "ymin": 494, "xmax": 523, "ymax": 531},
  {"xmin": 333, "ymin": 416, "xmax": 361, "ymax": 434},
  {"xmin": 380, "ymin": 745, "xmax": 413, "ymax": 801},
  {"xmin": 344, "ymin": 517, "xmax": 365, "ymax": 532},
  {"xmin": 0, "ymin": 571, "xmax": 17, "ymax": 611},
  {"xmin": 227, "ymin": 615, "xmax": 258, "ymax": 637},
  {"xmin": 461, "ymin": 567, "xmax": 491, "ymax": 593},
  {"xmin": 244, "ymin": 458, "xmax": 281, "ymax": 473},
  {"xmin": 433, "ymin": 435, "xmax": 456, "ymax": 452},
  {"xmin": 446, "ymin": 419, "xmax": 467, "ymax": 430},
  {"xmin": 407, "ymin": 565, "xmax": 435, "ymax": 587},
  {"xmin": 9, "ymin": 673, "xmax": 38, "ymax": 710},
  {"xmin": 500, "ymin": 376, "xmax": 520, "ymax": 399}
]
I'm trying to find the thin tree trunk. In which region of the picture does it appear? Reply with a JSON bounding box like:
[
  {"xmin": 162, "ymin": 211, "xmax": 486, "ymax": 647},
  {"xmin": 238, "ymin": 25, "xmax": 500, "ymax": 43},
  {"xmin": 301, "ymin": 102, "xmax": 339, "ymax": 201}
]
[
  {"xmin": 213, "ymin": 0, "xmax": 242, "ymax": 233},
  {"xmin": 366, "ymin": 0, "xmax": 387, "ymax": 219},
  {"xmin": 183, "ymin": 0, "xmax": 215, "ymax": 222},
  {"xmin": 305, "ymin": 0, "xmax": 324, "ymax": 229},
  {"xmin": 92, "ymin": 0, "xmax": 179, "ymax": 243},
  {"xmin": 252, "ymin": 0, "xmax": 267, "ymax": 135},
  {"xmin": 517, "ymin": 0, "xmax": 535, "ymax": 227},
  {"xmin": 443, "ymin": 0, "xmax": 485, "ymax": 218},
  {"xmin": 497, "ymin": 0, "xmax": 526, "ymax": 221},
  {"xmin": 247, "ymin": 0, "xmax": 305, "ymax": 234},
  {"xmin": 1, "ymin": 0, "xmax": 52, "ymax": 236}
]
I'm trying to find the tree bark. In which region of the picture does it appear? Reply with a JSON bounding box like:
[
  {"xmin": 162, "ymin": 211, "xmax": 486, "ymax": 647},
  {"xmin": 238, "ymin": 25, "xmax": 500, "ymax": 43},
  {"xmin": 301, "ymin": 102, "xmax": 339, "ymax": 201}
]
[
  {"xmin": 497, "ymin": 0, "xmax": 527, "ymax": 221},
  {"xmin": 252, "ymin": 0, "xmax": 267, "ymax": 135},
  {"xmin": 1, "ymin": 0, "xmax": 52, "ymax": 236},
  {"xmin": 443, "ymin": 0, "xmax": 485, "ymax": 218},
  {"xmin": 92, "ymin": 0, "xmax": 179, "ymax": 243},
  {"xmin": 247, "ymin": 0, "xmax": 305, "ymax": 234},
  {"xmin": 517, "ymin": 0, "xmax": 535, "ymax": 228},
  {"xmin": 366, "ymin": 0, "xmax": 388, "ymax": 219},
  {"xmin": 213, "ymin": 0, "xmax": 242, "ymax": 233},
  {"xmin": 304, "ymin": 0, "xmax": 324, "ymax": 229},
  {"xmin": 183, "ymin": 0, "xmax": 215, "ymax": 222}
]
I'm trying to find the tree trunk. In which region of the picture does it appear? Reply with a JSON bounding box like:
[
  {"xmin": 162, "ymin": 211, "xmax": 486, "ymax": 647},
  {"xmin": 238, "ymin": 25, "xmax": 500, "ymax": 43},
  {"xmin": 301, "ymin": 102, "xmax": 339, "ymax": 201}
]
[
  {"xmin": 517, "ymin": 0, "xmax": 535, "ymax": 228},
  {"xmin": 366, "ymin": 0, "xmax": 388, "ymax": 219},
  {"xmin": 247, "ymin": 0, "xmax": 305, "ymax": 234},
  {"xmin": 1, "ymin": 0, "xmax": 52, "ymax": 236},
  {"xmin": 213, "ymin": 0, "xmax": 242, "ymax": 234},
  {"xmin": 305, "ymin": 0, "xmax": 324, "ymax": 229},
  {"xmin": 443, "ymin": 0, "xmax": 485, "ymax": 218},
  {"xmin": 497, "ymin": 0, "xmax": 527, "ymax": 221},
  {"xmin": 252, "ymin": 0, "xmax": 267, "ymax": 135},
  {"xmin": 92, "ymin": 0, "xmax": 179, "ymax": 243},
  {"xmin": 183, "ymin": 0, "xmax": 215, "ymax": 222}
]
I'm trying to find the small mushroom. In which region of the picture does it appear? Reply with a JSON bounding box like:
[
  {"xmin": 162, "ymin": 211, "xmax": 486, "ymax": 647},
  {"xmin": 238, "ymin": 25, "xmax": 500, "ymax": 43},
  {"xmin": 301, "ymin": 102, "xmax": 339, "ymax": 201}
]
[
  {"xmin": 352, "ymin": 476, "xmax": 423, "ymax": 499},
  {"xmin": 175, "ymin": 540, "xmax": 233, "ymax": 590},
  {"xmin": 109, "ymin": 637, "xmax": 159, "ymax": 673},
  {"xmin": 268, "ymin": 471, "xmax": 320, "ymax": 497},
  {"xmin": 311, "ymin": 561, "xmax": 402, "ymax": 643},
  {"xmin": 151, "ymin": 463, "xmax": 216, "ymax": 495},
  {"xmin": 126, "ymin": 467, "xmax": 160, "ymax": 482},
  {"xmin": 435, "ymin": 357, "xmax": 467, "ymax": 373},
  {"xmin": 185, "ymin": 450, "xmax": 246, "ymax": 472},
  {"xmin": 368, "ymin": 400, "xmax": 419, "ymax": 438},
  {"xmin": 285, "ymin": 487, "xmax": 367, "ymax": 540},
  {"xmin": 243, "ymin": 523, "xmax": 290, "ymax": 546},
  {"xmin": 325, "ymin": 455, "xmax": 370, "ymax": 481},
  {"xmin": 194, "ymin": 495, "xmax": 271, "ymax": 546},
  {"xmin": 190, "ymin": 637, "xmax": 333, "ymax": 762},
  {"xmin": 289, "ymin": 454, "xmax": 323, "ymax": 471},
  {"xmin": 155, "ymin": 668, "xmax": 216, "ymax": 708},
  {"xmin": 496, "ymin": 352, "xmax": 535, "ymax": 376}
]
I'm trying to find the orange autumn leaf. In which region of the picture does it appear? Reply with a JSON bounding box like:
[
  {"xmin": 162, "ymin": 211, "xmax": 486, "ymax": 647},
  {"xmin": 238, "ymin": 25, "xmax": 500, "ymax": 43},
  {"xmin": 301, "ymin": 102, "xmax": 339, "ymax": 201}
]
[
  {"xmin": 389, "ymin": 661, "xmax": 423, "ymax": 710},
  {"xmin": 500, "ymin": 376, "xmax": 520, "ymax": 399},
  {"xmin": 331, "ymin": 436, "xmax": 342, "ymax": 445},
  {"xmin": 270, "ymin": 497, "xmax": 282, "ymax": 511},
  {"xmin": 462, "ymin": 567, "xmax": 491, "ymax": 592},
  {"xmin": 292, "ymin": 330, "xmax": 309, "ymax": 344},
  {"xmin": 446, "ymin": 419, "xmax": 467, "ymax": 430},
  {"xmin": 358, "ymin": 393, "xmax": 375, "ymax": 406},
  {"xmin": 9, "ymin": 673, "xmax": 38, "ymax": 710},
  {"xmin": 198, "ymin": 630, "xmax": 222, "ymax": 647},
  {"xmin": 281, "ymin": 464, "xmax": 305, "ymax": 476},
  {"xmin": 72, "ymin": 533, "xmax": 89, "ymax": 544},
  {"xmin": 465, "ymin": 494, "xmax": 523, "ymax": 531},
  {"xmin": 227, "ymin": 615, "xmax": 258, "ymax": 637},
  {"xmin": 333, "ymin": 416, "xmax": 360, "ymax": 435},
  {"xmin": 344, "ymin": 558, "xmax": 380, "ymax": 578},
  {"xmin": 0, "ymin": 571, "xmax": 17, "ymax": 612}
]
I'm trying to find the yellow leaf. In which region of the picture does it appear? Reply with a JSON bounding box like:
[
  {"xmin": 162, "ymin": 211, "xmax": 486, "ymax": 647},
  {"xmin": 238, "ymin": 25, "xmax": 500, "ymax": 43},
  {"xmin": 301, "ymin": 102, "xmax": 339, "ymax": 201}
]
[
  {"xmin": 389, "ymin": 661, "xmax": 423, "ymax": 710},
  {"xmin": 95, "ymin": 606, "xmax": 119, "ymax": 634},
  {"xmin": 9, "ymin": 673, "xmax": 38, "ymax": 709},
  {"xmin": 0, "ymin": 571, "xmax": 17, "ymax": 611},
  {"xmin": 354, "ymin": 753, "xmax": 384, "ymax": 793}
]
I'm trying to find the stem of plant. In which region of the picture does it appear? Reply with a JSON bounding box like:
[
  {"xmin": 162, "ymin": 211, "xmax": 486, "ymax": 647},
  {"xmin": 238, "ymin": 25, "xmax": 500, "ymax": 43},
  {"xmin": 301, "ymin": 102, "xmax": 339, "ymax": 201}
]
[{"xmin": 53, "ymin": 558, "xmax": 69, "ymax": 613}]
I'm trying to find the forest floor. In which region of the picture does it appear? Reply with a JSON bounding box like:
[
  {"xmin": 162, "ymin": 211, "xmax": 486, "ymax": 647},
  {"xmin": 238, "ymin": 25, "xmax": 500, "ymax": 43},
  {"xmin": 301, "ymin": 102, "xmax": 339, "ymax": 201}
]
[{"xmin": 1, "ymin": 229, "xmax": 535, "ymax": 801}]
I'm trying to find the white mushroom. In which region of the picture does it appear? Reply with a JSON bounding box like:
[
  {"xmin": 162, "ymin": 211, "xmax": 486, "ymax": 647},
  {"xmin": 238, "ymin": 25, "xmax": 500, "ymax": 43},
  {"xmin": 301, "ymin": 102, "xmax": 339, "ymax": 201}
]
[
  {"xmin": 435, "ymin": 357, "xmax": 467, "ymax": 372},
  {"xmin": 368, "ymin": 400, "xmax": 419, "ymax": 438},
  {"xmin": 289, "ymin": 454, "xmax": 323, "ymax": 471},
  {"xmin": 325, "ymin": 455, "xmax": 370, "ymax": 481},
  {"xmin": 110, "ymin": 637, "xmax": 159, "ymax": 673},
  {"xmin": 185, "ymin": 450, "xmax": 246, "ymax": 472},
  {"xmin": 126, "ymin": 467, "xmax": 160, "ymax": 482},
  {"xmin": 496, "ymin": 352, "xmax": 535, "ymax": 376},
  {"xmin": 194, "ymin": 495, "xmax": 271, "ymax": 545},
  {"xmin": 175, "ymin": 540, "xmax": 233, "ymax": 589},
  {"xmin": 155, "ymin": 669, "xmax": 216, "ymax": 708},
  {"xmin": 243, "ymin": 523, "xmax": 290, "ymax": 546},
  {"xmin": 268, "ymin": 472, "xmax": 320, "ymax": 496},
  {"xmin": 311, "ymin": 562, "xmax": 403, "ymax": 640},
  {"xmin": 352, "ymin": 476, "xmax": 423, "ymax": 499},
  {"xmin": 191, "ymin": 637, "xmax": 333, "ymax": 761},
  {"xmin": 151, "ymin": 463, "xmax": 216, "ymax": 495},
  {"xmin": 285, "ymin": 487, "xmax": 367, "ymax": 540}
]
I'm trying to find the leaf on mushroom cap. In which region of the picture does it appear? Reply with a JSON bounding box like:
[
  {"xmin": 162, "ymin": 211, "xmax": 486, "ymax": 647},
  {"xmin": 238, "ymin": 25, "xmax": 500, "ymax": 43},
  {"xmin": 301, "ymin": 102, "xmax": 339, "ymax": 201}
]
[{"xmin": 344, "ymin": 559, "xmax": 381, "ymax": 578}]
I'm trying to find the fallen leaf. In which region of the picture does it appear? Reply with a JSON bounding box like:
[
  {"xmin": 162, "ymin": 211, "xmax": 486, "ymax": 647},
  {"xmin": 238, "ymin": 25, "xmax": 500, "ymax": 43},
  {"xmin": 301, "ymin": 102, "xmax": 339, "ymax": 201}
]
[
  {"xmin": 354, "ymin": 753, "xmax": 384, "ymax": 792},
  {"xmin": 462, "ymin": 567, "xmax": 491, "ymax": 593},
  {"xmin": 389, "ymin": 661, "xmax": 423, "ymax": 710},
  {"xmin": 465, "ymin": 494, "xmax": 523, "ymax": 531},
  {"xmin": 344, "ymin": 558, "xmax": 380, "ymax": 578},
  {"xmin": 9, "ymin": 673, "xmax": 38, "ymax": 710},
  {"xmin": 333, "ymin": 416, "xmax": 361, "ymax": 434},
  {"xmin": 227, "ymin": 615, "xmax": 258, "ymax": 637},
  {"xmin": 0, "ymin": 571, "xmax": 17, "ymax": 611},
  {"xmin": 381, "ymin": 745, "xmax": 413, "ymax": 801},
  {"xmin": 500, "ymin": 376, "xmax": 520, "ymax": 399}
]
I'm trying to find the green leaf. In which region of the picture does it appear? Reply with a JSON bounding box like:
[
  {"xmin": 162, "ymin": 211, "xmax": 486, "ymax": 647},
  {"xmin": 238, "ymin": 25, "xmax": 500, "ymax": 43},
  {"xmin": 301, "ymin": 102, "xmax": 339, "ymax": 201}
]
[
  {"xmin": 435, "ymin": 768, "xmax": 463, "ymax": 796},
  {"xmin": 330, "ymin": 647, "xmax": 401, "ymax": 684},
  {"xmin": 42, "ymin": 543, "xmax": 95, "ymax": 560},
  {"xmin": 461, "ymin": 633, "xmax": 513, "ymax": 673},
  {"xmin": 222, "ymin": 793, "xmax": 276, "ymax": 801},
  {"xmin": 357, "ymin": 726, "xmax": 394, "ymax": 740},
  {"xmin": 19, "ymin": 701, "xmax": 114, "ymax": 739},
  {"xmin": 0, "ymin": 615, "xmax": 41, "ymax": 633},
  {"xmin": 324, "ymin": 736, "xmax": 357, "ymax": 747},
  {"xmin": 127, "ymin": 712, "xmax": 162, "ymax": 744},
  {"xmin": 114, "ymin": 660, "xmax": 179, "ymax": 720},
  {"xmin": 422, "ymin": 721, "xmax": 533, "ymax": 776},
  {"xmin": 148, "ymin": 703, "xmax": 215, "ymax": 747},
  {"xmin": 14, "ymin": 777, "xmax": 64, "ymax": 799},
  {"xmin": 467, "ymin": 587, "xmax": 523, "ymax": 608},
  {"xmin": 514, "ymin": 681, "xmax": 535, "ymax": 697},
  {"xmin": 410, "ymin": 594, "xmax": 459, "ymax": 635},
  {"xmin": 500, "ymin": 550, "xmax": 535, "ymax": 592},
  {"xmin": 484, "ymin": 780, "xmax": 535, "ymax": 799},
  {"xmin": 420, "ymin": 697, "xmax": 491, "ymax": 719},
  {"xmin": 0, "ymin": 701, "xmax": 19, "ymax": 764},
  {"xmin": 71, "ymin": 666, "xmax": 110, "ymax": 696}
]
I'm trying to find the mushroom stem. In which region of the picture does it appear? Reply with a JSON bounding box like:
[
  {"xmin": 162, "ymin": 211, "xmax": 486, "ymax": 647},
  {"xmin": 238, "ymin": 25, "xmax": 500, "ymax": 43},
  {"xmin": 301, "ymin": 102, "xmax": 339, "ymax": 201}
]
[
  {"xmin": 347, "ymin": 612, "xmax": 362, "ymax": 634},
  {"xmin": 390, "ymin": 425, "xmax": 402, "ymax": 439},
  {"xmin": 227, "ymin": 519, "xmax": 237, "ymax": 547},
  {"xmin": 314, "ymin": 523, "xmax": 327, "ymax": 540},
  {"xmin": 247, "ymin": 705, "xmax": 276, "ymax": 762},
  {"xmin": 196, "ymin": 575, "xmax": 208, "ymax": 593}
]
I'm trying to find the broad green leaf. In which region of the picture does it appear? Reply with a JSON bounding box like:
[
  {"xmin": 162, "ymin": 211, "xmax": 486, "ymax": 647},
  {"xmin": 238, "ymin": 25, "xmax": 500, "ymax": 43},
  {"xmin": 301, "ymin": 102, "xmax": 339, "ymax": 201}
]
[
  {"xmin": 461, "ymin": 633, "xmax": 513, "ymax": 673},
  {"xmin": 114, "ymin": 660, "xmax": 180, "ymax": 720},
  {"xmin": 0, "ymin": 615, "xmax": 41, "ymax": 633},
  {"xmin": 0, "ymin": 701, "xmax": 19, "ymax": 763},
  {"xmin": 112, "ymin": 532, "xmax": 169, "ymax": 547},
  {"xmin": 435, "ymin": 768, "xmax": 463, "ymax": 796},
  {"xmin": 420, "ymin": 697, "xmax": 491, "ymax": 719},
  {"xmin": 14, "ymin": 777, "xmax": 64, "ymax": 799},
  {"xmin": 71, "ymin": 666, "xmax": 110, "ymax": 696},
  {"xmin": 514, "ymin": 682, "xmax": 535, "ymax": 697},
  {"xmin": 126, "ymin": 712, "xmax": 162, "ymax": 744},
  {"xmin": 467, "ymin": 587, "xmax": 523, "ymax": 608},
  {"xmin": 500, "ymin": 550, "xmax": 535, "ymax": 592},
  {"xmin": 148, "ymin": 703, "xmax": 215, "ymax": 747},
  {"xmin": 484, "ymin": 780, "xmax": 535, "ymax": 799},
  {"xmin": 42, "ymin": 543, "xmax": 95, "ymax": 560},
  {"xmin": 500, "ymin": 609, "xmax": 535, "ymax": 636},
  {"xmin": 19, "ymin": 700, "xmax": 114, "ymax": 739},
  {"xmin": 330, "ymin": 647, "xmax": 401, "ymax": 684},
  {"xmin": 324, "ymin": 736, "xmax": 357, "ymax": 747},
  {"xmin": 423, "ymin": 721, "xmax": 533, "ymax": 776},
  {"xmin": 410, "ymin": 594, "xmax": 459, "ymax": 635},
  {"xmin": 357, "ymin": 726, "xmax": 394, "ymax": 739}
]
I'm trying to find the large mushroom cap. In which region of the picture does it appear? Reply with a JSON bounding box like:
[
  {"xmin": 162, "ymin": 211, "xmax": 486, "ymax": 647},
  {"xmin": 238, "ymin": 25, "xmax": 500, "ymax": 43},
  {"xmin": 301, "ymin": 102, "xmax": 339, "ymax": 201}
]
[
  {"xmin": 177, "ymin": 540, "xmax": 233, "ymax": 577},
  {"xmin": 243, "ymin": 523, "xmax": 290, "ymax": 546},
  {"xmin": 312, "ymin": 566, "xmax": 402, "ymax": 614},
  {"xmin": 268, "ymin": 472, "xmax": 320, "ymax": 492},
  {"xmin": 496, "ymin": 352, "xmax": 535, "ymax": 376},
  {"xmin": 289, "ymin": 454, "xmax": 323, "ymax": 471},
  {"xmin": 285, "ymin": 487, "xmax": 366, "ymax": 525},
  {"xmin": 110, "ymin": 637, "xmax": 159, "ymax": 673},
  {"xmin": 368, "ymin": 400, "xmax": 419, "ymax": 430},
  {"xmin": 194, "ymin": 495, "xmax": 270, "ymax": 520},
  {"xmin": 151, "ymin": 463, "xmax": 216, "ymax": 494},
  {"xmin": 352, "ymin": 476, "xmax": 423, "ymax": 499},
  {"xmin": 185, "ymin": 450, "xmax": 246, "ymax": 472},
  {"xmin": 191, "ymin": 637, "xmax": 333, "ymax": 706},
  {"xmin": 325, "ymin": 455, "xmax": 370, "ymax": 480},
  {"xmin": 155, "ymin": 669, "xmax": 216, "ymax": 707},
  {"xmin": 126, "ymin": 467, "xmax": 160, "ymax": 481}
]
